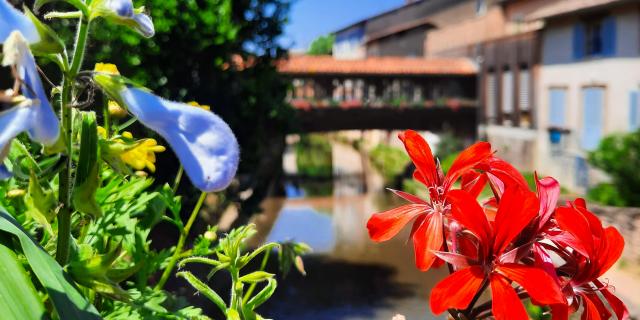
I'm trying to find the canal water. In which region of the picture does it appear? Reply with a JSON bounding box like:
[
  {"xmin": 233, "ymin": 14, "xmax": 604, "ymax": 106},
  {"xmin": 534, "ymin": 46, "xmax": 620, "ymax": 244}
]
[{"xmin": 250, "ymin": 139, "xmax": 447, "ymax": 320}]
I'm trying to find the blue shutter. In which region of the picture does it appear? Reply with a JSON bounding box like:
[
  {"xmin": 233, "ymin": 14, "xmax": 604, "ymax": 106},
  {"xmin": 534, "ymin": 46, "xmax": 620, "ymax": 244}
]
[
  {"xmin": 630, "ymin": 91, "xmax": 639, "ymax": 131},
  {"xmin": 573, "ymin": 23, "xmax": 586, "ymax": 60},
  {"xmin": 602, "ymin": 16, "xmax": 617, "ymax": 56},
  {"xmin": 581, "ymin": 87, "xmax": 604, "ymax": 150},
  {"xmin": 549, "ymin": 88, "xmax": 566, "ymax": 127}
]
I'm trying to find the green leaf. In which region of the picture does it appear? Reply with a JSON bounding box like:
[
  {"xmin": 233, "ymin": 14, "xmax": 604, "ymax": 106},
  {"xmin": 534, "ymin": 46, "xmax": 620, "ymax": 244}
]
[
  {"xmin": 176, "ymin": 271, "xmax": 226, "ymax": 314},
  {"xmin": 0, "ymin": 241, "xmax": 46, "ymax": 320},
  {"xmin": 226, "ymin": 309, "xmax": 241, "ymax": 320},
  {"xmin": 34, "ymin": 0, "xmax": 89, "ymax": 16},
  {"xmin": 24, "ymin": 170, "xmax": 56, "ymax": 234},
  {"xmin": 73, "ymin": 112, "xmax": 102, "ymax": 218},
  {"xmin": 0, "ymin": 210, "xmax": 101, "ymax": 319},
  {"xmin": 238, "ymin": 271, "xmax": 273, "ymax": 284},
  {"xmin": 23, "ymin": 6, "xmax": 65, "ymax": 54},
  {"xmin": 245, "ymin": 278, "xmax": 276, "ymax": 311}
]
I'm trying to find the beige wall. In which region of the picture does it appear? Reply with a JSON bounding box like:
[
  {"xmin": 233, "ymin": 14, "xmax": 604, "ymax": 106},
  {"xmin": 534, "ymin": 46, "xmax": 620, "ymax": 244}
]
[
  {"xmin": 536, "ymin": 58, "xmax": 640, "ymax": 189},
  {"xmin": 535, "ymin": 6, "xmax": 640, "ymax": 191}
]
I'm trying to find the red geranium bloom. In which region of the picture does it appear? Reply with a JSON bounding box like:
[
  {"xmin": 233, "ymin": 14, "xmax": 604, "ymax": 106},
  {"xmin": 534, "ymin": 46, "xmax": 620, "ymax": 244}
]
[
  {"xmin": 555, "ymin": 199, "xmax": 629, "ymax": 320},
  {"xmin": 366, "ymin": 130, "xmax": 492, "ymax": 271},
  {"xmin": 429, "ymin": 188, "xmax": 566, "ymax": 320}
]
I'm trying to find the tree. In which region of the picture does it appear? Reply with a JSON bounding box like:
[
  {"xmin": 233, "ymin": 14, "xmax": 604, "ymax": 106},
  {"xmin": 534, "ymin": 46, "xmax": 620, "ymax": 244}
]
[
  {"xmin": 588, "ymin": 130, "xmax": 640, "ymax": 206},
  {"xmin": 307, "ymin": 34, "xmax": 334, "ymax": 55},
  {"xmin": 45, "ymin": 0, "xmax": 294, "ymax": 220}
]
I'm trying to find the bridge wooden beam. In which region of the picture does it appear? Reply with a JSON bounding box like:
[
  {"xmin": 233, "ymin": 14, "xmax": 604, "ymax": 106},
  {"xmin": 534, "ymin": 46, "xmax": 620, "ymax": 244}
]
[{"xmin": 292, "ymin": 106, "xmax": 478, "ymax": 138}]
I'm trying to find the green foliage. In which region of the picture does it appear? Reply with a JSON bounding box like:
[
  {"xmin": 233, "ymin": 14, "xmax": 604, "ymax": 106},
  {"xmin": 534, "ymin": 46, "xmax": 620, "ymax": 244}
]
[
  {"xmin": 587, "ymin": 183, "xmax": 626, "ymax": 207},
  {"xmin": 295, "ymin": 134, "xmax": 333, "ymax": 178},
  {"xmin": 307, "ymin": 34, "xmax": 334, "ymax": 55},
  {"xmin": 178, "ymin": 224, "xmax": 309, "ymax": 320},
  {"xmin": 369, "ymin": 144, "xmax": 411, "ymax": 185},
  {"xmin": 1, "ymin": 0, "xmax": 297, "ymax": 318},
  {"xmin": 435, "ymin": 132, "xmax": 464, "ymax": 160},
  {"xmin": 588, "ymin": 131, "xmax": 640, "ymax": 206}
]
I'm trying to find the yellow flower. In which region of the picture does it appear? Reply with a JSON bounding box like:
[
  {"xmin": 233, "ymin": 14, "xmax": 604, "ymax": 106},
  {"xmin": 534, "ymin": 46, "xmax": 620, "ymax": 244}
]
[
  {"xmin": 119, "ymin": 138, "xmax": 166, "ymax": 173},
  {"xmin": 94, "ymin": 63, "xmax": 120, "ymax": 75},
  {"xmin": 187, "ymin": 101, "xmax": 211, "ymax": 111},
  {"xmin": 108, "ymin": 100, "xmax": 127, "ymax": 118},
  {"xmin": 97, "ymin": 126, "xmax": 107, "ymax": 138}
]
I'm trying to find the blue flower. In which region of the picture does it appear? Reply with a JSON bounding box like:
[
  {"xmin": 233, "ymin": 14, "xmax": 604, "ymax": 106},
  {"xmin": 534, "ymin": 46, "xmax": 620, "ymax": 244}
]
[
  {"xmin": 0, "ymin": 164, "xmax": 10, "ymax": 179},
  {"xmin": 91, "ymin": 0, "xmax": 155, "ymax": 38},
  {"xmin": 94, "ymin": 74, "xmax": 239, "ymax": 192},
  {"xmin": 0, "ymin": 0, "xmax": 39, "ymax": 43},
  {"xmin": 0, "ymin": 32, "xmax": 60, "ymax": 179}
]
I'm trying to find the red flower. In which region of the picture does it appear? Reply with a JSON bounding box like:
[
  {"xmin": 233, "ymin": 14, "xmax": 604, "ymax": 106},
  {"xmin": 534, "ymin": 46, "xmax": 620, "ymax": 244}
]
[
  {"xmin": 366, "ymin": 130, "xmax": 492, "ymax": 271},
  {"xmin": 555, "ymin": 200, "xmax": 629, "ymax": 320},
  {"xmin": 429, "ymin": 188, "xmax": 566, "ymax": 320}
]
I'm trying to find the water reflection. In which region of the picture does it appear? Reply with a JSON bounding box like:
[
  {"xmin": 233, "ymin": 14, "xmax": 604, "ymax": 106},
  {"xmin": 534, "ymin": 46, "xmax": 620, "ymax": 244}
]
[
  {"xmin": 252, "ymin": 192, "xmax": 447, "ymax": 320},
  {"xmin": 266, "ymin": 206, "xmax": 336, "ymax": 253}
]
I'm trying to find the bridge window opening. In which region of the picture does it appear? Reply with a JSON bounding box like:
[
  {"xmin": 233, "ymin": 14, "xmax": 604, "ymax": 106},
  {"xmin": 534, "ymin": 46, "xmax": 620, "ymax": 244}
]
[
  {"xmin": 519, "ymin": 67, "xmax": 531, "ymax": 128},
  {"xmin": 486, "ymin": 71, "xmax": 497, "ymax": 124},
  {"xmin": 501, "ymin": 67, "xmax": 514, "ymax": 126}
]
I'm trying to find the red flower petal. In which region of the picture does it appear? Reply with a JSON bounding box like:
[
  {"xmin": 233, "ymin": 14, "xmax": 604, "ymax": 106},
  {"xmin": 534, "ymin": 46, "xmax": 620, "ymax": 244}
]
[
  {"xmin": 429, "ymin": 266, "xmax": 485, "ymax": 315},
  {"xmin": 495, "ymin": 264, "xmax": 566, "ymax": 306},
  {"xmin": 555, "ymin": 206, "xmax": 594, "ymax": 257},
  {"xmin": 580, "ymin": 293, "xmax": 603, "ymax": 320},
  {"xmin": 478, "ymin": 156, "xmax": 529, "ymax": 194},
  {"xmin": 599, "ymin": 284, "xmax": 630, "ymax": 320},
  {"xmin": 367, "ymin": 204, "xmax": 426, "ymax": 242},
  {"xmin": 444, "ymin": 141, "xmax": 492, "ymax": 189},
  {"xmin": 387, "ymin": 188, "xmax": 427, "ymax": 204},
  {"xmin": 490, "ymin": 274, "xmax": 529, "ymax": 320},
  {"xmin": 461, "ymin": 171, "xmax": 488, "ymax": 199},
  {"xmin": 493, "ymin": 187, "xmax": 539, "ymax": 255},
  {"xmin": 413, "ymin": 211, "xmax": 443, "ymax": 271},
  {"xmin": 447, "ymin": 190, "xmax": 492, "ymax": 256},
  {"xmin": 536, "ymin": 175, "xmax": 560, "ymax": 228},
  {"xmin": 399, "ymin": 130, "xmax": 437, "ymax": 187},
  {"xmin": 595, "ymin": 227, "xmax": 624, "ymax": 278},
  {"xmin": 433, "ymin": 251, "xmax": 472, "ymax": 269}
]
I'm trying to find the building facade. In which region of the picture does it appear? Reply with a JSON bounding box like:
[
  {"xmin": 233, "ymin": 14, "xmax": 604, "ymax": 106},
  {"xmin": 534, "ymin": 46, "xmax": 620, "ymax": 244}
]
[{"xmin": 533, "ymin": 0, "xmax": 640, "ymax": 191}]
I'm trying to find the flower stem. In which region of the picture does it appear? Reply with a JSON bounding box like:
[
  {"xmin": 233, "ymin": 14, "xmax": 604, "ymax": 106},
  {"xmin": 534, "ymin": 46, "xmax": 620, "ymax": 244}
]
[
  {"xmin": 172, "ymin": 165, "xmax": 184, "ymax": 193},
  {"xmin": 55, "ymin": 16, "xmax": 91, "ymax": 265},
  {"xmin": 155, "ymin": 191, "xmax": 208, "ymax": 290},
  {"xmin": 242, "ymin": 249, "xmax": 271, "ymax": 304},
  {"xmin": 55, "ymin": 76, "xmax": 74, "ymax": 265}
]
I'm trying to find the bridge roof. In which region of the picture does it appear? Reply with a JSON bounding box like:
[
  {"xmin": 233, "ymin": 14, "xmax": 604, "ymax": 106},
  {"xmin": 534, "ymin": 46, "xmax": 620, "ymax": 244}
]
[{"xmin": 277, "ymin": 55, "xmax": 477, "ymax": 76}]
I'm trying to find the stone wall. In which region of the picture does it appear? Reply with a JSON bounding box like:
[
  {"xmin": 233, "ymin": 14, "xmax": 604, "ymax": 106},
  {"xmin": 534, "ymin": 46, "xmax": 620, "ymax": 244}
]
[{"xmin": 589, "ymin": 204, "xmax": 640, "ymax": 262}]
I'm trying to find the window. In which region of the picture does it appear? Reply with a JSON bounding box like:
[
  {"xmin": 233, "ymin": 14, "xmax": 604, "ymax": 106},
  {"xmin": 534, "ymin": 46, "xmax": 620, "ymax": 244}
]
[
  {"xmin": 476, "ymin": 0, "xmax": 487, "ymax": 16},
  {"xmin": 501, "ymin": 68, "xmax": 514, "ymax": 124},
  {"xmin": 486, "ymin": 72, "xmax": 497, "ymax": 123},
  {"xmin": 581, "ymin": 87, "xmax": 605, "ymax": 150},
  {"xmin": 519, "ymin": 68, "xmax": 531, "ymax": 127},
  {"xmin": 573, "ymin": 16, "xmax": 616, "ymax": 59},
  {"xmin": 630, "ymin": 90, "xmax": 640, "ymax": 131},
  {"xmin": 549, "ymin": 88, "xmax": 566, "ymax": 127}
]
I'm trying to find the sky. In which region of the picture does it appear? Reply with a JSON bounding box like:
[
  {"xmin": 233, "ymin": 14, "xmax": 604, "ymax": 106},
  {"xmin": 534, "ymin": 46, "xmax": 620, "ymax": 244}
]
[{"xmin": 282, "ymin": 0, "xmax": 405, "ymax": 51}]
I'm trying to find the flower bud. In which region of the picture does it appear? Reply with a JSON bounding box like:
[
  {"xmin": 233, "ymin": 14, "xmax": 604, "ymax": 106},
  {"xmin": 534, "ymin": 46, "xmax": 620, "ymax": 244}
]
[
  {"xmin": 108, "ymin": 100, "xmax": 127, "ymax": 118},
  {"xmin": 7, "ymin": 189, "xmax": 26, "ymax": 198}
]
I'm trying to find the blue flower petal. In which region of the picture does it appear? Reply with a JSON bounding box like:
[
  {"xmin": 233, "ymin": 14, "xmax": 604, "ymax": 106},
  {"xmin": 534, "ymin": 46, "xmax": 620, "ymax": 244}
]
[
  {"xmin": 17, "ymin": 39, "xmax": 59, "ymax": 145},
  {"xmin": 0, "ymin": 0, "xmax": 38, "ymax": 43},
  {"xmin": 5, "ymin": 32, "xmax": 60, "ymax": 145},
  {"xmin": 0, "ymin": 164, "xmax": 11, "ymax": 179},
  {"xmin": 120, "ymin": 88, "xmax": 239, "ymax": 192},
  {"xmin": 0, "ymin": 104, "xmax": 34, "ymax": 180},
  {"xmin": 132, "ymin": 13, "xmax": 154, "ymax": 38},
  {"xmin": 107, "ymin": 0, "xmax": 134, "ymax": 17}
]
